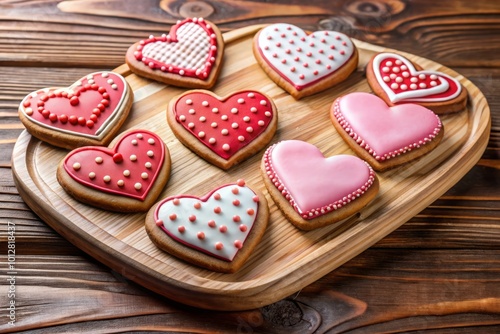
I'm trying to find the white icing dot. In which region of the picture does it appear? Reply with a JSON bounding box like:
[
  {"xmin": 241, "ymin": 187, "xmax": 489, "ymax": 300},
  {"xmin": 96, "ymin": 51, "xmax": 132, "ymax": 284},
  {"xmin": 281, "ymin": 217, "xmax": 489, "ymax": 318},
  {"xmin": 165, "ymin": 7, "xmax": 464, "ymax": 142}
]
[
  {"xmin": 222, "ymin": 144, "xmax": 230, "ymax": 151},
  {"xmin": 395, "ymin": 77, "xmax": 403, "ymax": 83},
  {"xmin": 25, "ymin": 108, "xmax": 33, "ymax": 115},
  {"xmin": 419, "ymin": 83, "xmax": 427, "ymax": 89},
  {"xmin": 145, "ymin": 162, "xmax": 152, "ymax": 169},
  {"xmin": 199, "ymin": 116, "xmax": 206, "ymax": 122},
  {"xmin": 221, "ymin": 129, "xmax": 229, "ymax": 135},
  {"xmin": 231, "ymin": 108, "xmax": 238, "ymax": 114},
  {"xmin": 386, "ymin": 61, "xmax": 393, "ymax": 67},
  {"xmin": 401, "ymin": 65, "xmax": 407, "ymax": 70},
  {"xmin": 395, "ymin": 59, "xmax": 402, "ymax": 65},
  {"xmin": 188, "ymin": 109, "xmax": 196, "ymax": 114},
  {"xmin": 410, "ymin": 83, "xmax": 418, "ymax": 90},
  {"xmin": 258, "ymin": 120, "xmax": 265, "ymax": 126},
  {"xmin": 123, "ymin": 170, "xmax": 130, "ymax": 176},
  {"xmin": 102, "ymin": 72, "xmax": 109, "ymax": 78},
  {"xmin": 419, "ymin": 74, "xmax": 426, "ymax": 80},
  {"xmin": 247, "ymin": 93, "xmax": 255, "ymax": 98},
  {"xmin": 260, "ymin": 100, "xmax": 267, "ymax": 106},
  {"xmin": 392, "ymin": 67, "xmax": 400, "ymax": 73},
  {"xmin": 136, "ymin": 134, "xmax": 143, "ymax": 139},
  {"xmin": 400, "ymin": 84, "xmax": 408, "ymax": 90},
  {"xmin": 430, "ymin": 80, "xmax": 437, "ymax": 86},
  {"xmin": 87, "ymin": 75, "xmax": 94, "ymax": 80},
  {"xmin": 188, "ymin": 122, "xmax": 195, "ymax": 129},
  {"xmin": 103, "ymin": 175, "xmax": 111, "ymax": 183},
  {"xmin": 117, "ymin": 180, "xmax": 124, "ymax": 187},
  {"xmin": 211, "ymin": 122, "xmax": 218, "ymax": 128},
  {"xmin": 179, "ymin": 70, "xmax": 185, "ymax": 76},
  {"xmin": 390, "ymin": 73, "xmax": 397, "ymax": 79},
  {"xmin": 111, "ymin": 84, "xmax": 118, "ymax": 90},
  {"xmin": 134, "ymin": 183, "xmax": 142, "ymax": 190},
  {"xmin": 72, "ymin": 162, "xmax": 81, "ymax": 170},
  {"xmin": 185, "ymin": 99, "xmax": 193, "ymax": 105},
  {"xmin": 130, "ymin": 154, "xmax": 137, "ymax": 161},
  {"xmin": 265, "ymin": 111, "xmax": 272, "ymax": 117},
  {"xmin": 209, "ymin": 138, "xmax": 216, "ymax": 144},
  {"xmin": 88, "ymin": 79, "xmax": 95, "ymax": 85},
  {"xmin": 212, "ymin": 107, "xmax": 219, "ymax": 113},
  {"xmin": 410, "ymin": 77, "xmax": 418, "ymax": 83},
  {"xmin": 383, "ymin": 76, "xmax": 390, "ymax": 82},
  {"xmin": 237, "ymin": 98, "xmax": 245, "ymax": 104},
  {"xmin": 243, "ymin": 116, "xmax": 250, "ymax": 122},
  {"xmin": 179, "ymin": 115, "xmax": 186, "ymax": 121},
  {"xmin": 148, "ymin": 138, "xmax": 155, "ymax": 145},
  {"xmin": 95, "ymin": 157, "xmax": 103, "ymax": 164},
  {"xmin": 231, "ymin": 122, "xmax": 239, "ymax": 129},
  {"xmin": 250, "ymin": 107, "xmax": 257, "ymax": 113},
  {"xmin": 141, "ymin": 172, "xmax": 148, "ymax": 179},
  {"xmin": 382, "ymin": 67, "xmax": 390, "ymax": 73},
  {"xmin": 131, "ymin": 139, "xmax": 138, "ymax": 145},
  {"xmin": 238, "ymin": 135, "xmax": 245, "ymax": 142},
  {"xmin": 89, "ymin": 172, "xmax": 96, "ymax": 179},
  {"xmin": 246, "ymin": 127, "xmax": 253, "ymax": 133},
  {"xmin": 402, "ymin": 71, "xmax": 410, "ymax": 78},
  {"xmin": 391, "ymin": 83, "xmax": 399, "ymax": 89},
  {"xmin": 198, "ymin": 131, "xmax": 205, "ymax": 138},
  {"xmin": 147, "ymin": 150, "xmax": 154, "ymax": 157},
  {"xmin": 430, "ymin": 74, "xmax": 438, "ymax": 80},
  {"xmin": 221, "ymin": 115, "xmax": 228, "ymax": 121},
  {"xmin": 107, "ymin": 79, "xmax": 113, "ymax": 85},
  {"xmin": 202, "ymin": 101, "xmax": 209, "ymax": 107}
]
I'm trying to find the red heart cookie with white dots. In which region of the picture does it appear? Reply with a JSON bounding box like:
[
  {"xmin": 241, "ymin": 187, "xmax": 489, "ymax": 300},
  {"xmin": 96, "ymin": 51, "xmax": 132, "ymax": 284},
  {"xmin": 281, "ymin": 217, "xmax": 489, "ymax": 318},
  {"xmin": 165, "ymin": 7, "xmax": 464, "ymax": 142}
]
[
  {"xmin": 57, "ymin": 129, "xmax": 171, "ymax": 212},
  {"xmin": 145, "ymin": 180, "xmax": 269, "ymax": 273},
  {"xmin": 167, "ymin": 89, "xmax": 278, "ymax": 170},
  {"xmin": 125, "ymin": 17, "xmax": 224, "ymax": 89},
  {"xmin": 253, "ymin": 23, "xmax": 358, "ymax": 99},
  {"xmin": 366, "ymin": 52, "xmax": 467, "ymax": 114},
  {"xmin": 18, "ymin": 71, "xmax": 133, "ymax": 149}
]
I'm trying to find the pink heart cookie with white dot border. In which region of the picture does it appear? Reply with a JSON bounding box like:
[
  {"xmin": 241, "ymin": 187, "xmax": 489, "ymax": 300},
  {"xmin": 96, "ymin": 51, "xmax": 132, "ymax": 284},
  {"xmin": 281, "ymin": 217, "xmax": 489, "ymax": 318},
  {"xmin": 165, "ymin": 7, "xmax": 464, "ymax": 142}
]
[
  {"xmin": 330, "ymin": 92, "xmax": 444, "ymax": 171},
  {"xmin": 366, "ymin": 52, "xmax": 468, "ymax": 114},
  {"xmin": 253, "ymin": 23, "xmax": 358, "ymax": 99},
  {"xmin": 167, "ymin": 89, "xmax": 278, "ymax": 170},
  {"xmin": 261, "ymin": 140, "xmax": 379, "ymax": 230},
  {"xmin": 125, "ymin": 17, "xmax": 224, "ymax": 89},
  {"xmin": 57, "ymin": 129, "xmax": 171, "ymax": 212},
  {"xmin": 145, "ymin": 179, "xmax": 269, "ymax": 273},
  {"xmin": 18, "ymin": 71, "xmax": 133, "ymax": 149}
]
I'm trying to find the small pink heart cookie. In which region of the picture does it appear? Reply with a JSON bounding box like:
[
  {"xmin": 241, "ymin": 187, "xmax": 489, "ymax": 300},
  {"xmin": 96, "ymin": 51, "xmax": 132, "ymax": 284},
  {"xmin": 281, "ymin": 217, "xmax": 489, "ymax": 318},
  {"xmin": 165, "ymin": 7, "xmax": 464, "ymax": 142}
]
[
  {"xmin": 261, "ymin": 140, "xmax": 378, "ymax": 230},
  {"xmin": 366, "ymin": 52, "xmax": 467, "ymax": 114},
  {"xmin": 145, "ymin": 179, "xmax": 269, "ymax": 273},
  {"xmin": 330, "ymin": 92, "xmax": 444, "ymax": 171},
  {"xmin": 253, "ymin": 23, "xmax": 358, "ymax": 99},
  {"xmin": 57, "ymin": 129, "xmax": 171, "ymax": 212},
  {"xmin": 126, "ymin": 17, "xmax": 224, "ymax": 89},
  {"xmin": 167, "ymin": 89, "xmax": 278, "ymax": 170},
  {"xmin": 18, "ymin": 71, "xmax": 133, "ymax": 149}
]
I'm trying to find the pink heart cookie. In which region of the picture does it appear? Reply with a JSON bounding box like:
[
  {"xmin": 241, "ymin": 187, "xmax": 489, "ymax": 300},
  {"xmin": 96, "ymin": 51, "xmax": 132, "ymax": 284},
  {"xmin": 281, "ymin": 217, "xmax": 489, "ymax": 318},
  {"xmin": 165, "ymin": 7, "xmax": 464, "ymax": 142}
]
[
  {"xmin": 145, "ymin": 179, "xmax": 269, "ymax": 273},
  {"xmin": 261, "ymin": 140, "xmax": 378, "ymax": 230},
  {"xmin": 126, "ymin": 17, "xmax": 224, "ymax": 89},
  {"xmin": 367, "ymin": 52, "xmax": 467, "ymax": 114},
  {"xmin": 57, "ymin": 129, "xmax": 171, "ymax": 212},
  {"xmin": 18, "ymin": 71, "xmax": 133, "ymax": 149},
  {"xmin": 167, "ymin": 89, "xmax": 278, "ymax": 170},
  {"xmin": 253, "ymin": 23, "xmax": 358, "ymax": 99},
  {"xmin": 331, "ymin": 92, "xmax": 443, "ymax": 171}
]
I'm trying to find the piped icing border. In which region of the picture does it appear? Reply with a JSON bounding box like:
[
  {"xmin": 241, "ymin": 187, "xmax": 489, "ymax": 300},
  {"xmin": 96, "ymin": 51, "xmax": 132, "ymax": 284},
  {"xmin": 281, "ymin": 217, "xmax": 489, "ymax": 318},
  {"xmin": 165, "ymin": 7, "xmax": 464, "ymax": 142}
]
[
  {"xmin": 133, "ymin": 17, "xmax": 218, "ymax": 80},
  {"xmin": 332, "ymin": 97, "xmax": 442, "ymax": 161},
  {"xmin": 263, "ymin": 143, "xmax": 376, "ymax": 220},
  {"xmin": 154, "ymin": 179, "xmax": 259, "ymax": 262}
]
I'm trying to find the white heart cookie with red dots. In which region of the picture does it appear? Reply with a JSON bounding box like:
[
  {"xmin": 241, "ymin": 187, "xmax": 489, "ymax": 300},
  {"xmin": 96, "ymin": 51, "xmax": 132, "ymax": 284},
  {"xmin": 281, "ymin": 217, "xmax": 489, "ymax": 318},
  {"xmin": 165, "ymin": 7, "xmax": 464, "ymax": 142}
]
[
  {"xmin": 366, "ymin": 52, "xmax": 468, "ymax": 114},
  {"xmin": 18, "ymin": 71, "xmax": 133, "ymax": 149},
  {"xmin": 253, "ymin": 23, "xmax": 358, "ymax": 99},
  {"xmin": 167, "ymin": 89, "xmax": 278, "ymax": 170},
  {"xmin": 57, "ymin": 129, "xmax": 171, "ymax": 213},
  {"xmin": 125, "ymin": 17, "xmax": 224, "ymax": 89},
  {"xmin": 145, "ymin": 180, "xmax": 269, "ymax": 273}
]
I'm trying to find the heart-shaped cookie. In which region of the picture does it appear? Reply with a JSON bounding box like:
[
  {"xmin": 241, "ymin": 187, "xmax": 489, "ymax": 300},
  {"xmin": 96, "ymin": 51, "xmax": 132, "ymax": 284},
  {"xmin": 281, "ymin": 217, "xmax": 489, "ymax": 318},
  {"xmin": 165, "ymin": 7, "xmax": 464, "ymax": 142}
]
[
  {"xmin": 19, "ymin": 71, "xmax": 133, "ymax": 149},
  {"xmin": 167, "ymin": 89, "xmax": 278, "ymax": 170},
  {"xmin": 126, "ymin": 17, "xmax": 224, "ymax": 89},
  {"xmin": 366, "ymin": 52, "xmax": 467, "ymax": 113},
  {"xmin": 57, "ymin": 129, "xmax": 171, "ymax": 212},
  {"xmin": 145, "ymin": 179, "xmax": 269, "ymax": 273},
  {"xmin": 253, "ymin": 23, "xmax": 358, "ymax": 99},
  {"xmin": 261, "ymin": 140, "xmax": 378, "ymax": 230},
  {"xmin": 331, "ymin": 92, "xmax": 443, "ymax": 171}
]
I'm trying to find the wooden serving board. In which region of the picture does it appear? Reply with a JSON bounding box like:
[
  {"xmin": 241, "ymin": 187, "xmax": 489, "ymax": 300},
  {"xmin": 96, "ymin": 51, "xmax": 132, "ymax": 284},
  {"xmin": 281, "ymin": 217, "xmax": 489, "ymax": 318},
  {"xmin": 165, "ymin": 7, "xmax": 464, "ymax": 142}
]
[{"xmin": 12, "ymin": 25, "xmax": 490, "ymax": 311}]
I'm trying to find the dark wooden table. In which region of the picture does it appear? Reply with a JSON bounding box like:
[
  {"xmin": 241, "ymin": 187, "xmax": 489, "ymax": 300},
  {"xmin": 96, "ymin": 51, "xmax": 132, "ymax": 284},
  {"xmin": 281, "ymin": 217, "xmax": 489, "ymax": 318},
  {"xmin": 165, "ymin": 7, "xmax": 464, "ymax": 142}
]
[{"xmin": 1, "ymin": 1, "xmax": 499, "ymax": 333}]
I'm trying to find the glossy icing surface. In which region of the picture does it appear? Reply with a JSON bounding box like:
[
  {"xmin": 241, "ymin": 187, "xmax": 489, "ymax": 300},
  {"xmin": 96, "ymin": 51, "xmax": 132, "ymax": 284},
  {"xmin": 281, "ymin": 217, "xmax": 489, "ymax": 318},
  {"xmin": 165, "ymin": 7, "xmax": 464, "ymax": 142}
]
[
  {"xmin": 20, "ymin": 72, "xmax": 127, "ymax": 139},
  {"xmin": 155, "ymin": 181, "xmax": 259, "ymax": 261},
  {"xmin": 134, "ymin": 18, "xmax": 218, "ymax": 79},
  {"xmin": 372, "ymin": 52, "xmax": 461, "ymax": 103},
  {"xmin": 172, "ymin": 91, "xmax": 274, "ymax": 160},
  {"xmin": 63, "ymin": 130, "xmax": 165, "ymax": 200},
  {"xmin": 263, "ymin": 140, "xmax": 375, "ymax": 220},
  {"xmin": 257, "ymin": 23, "xmax": 355, "ymax": 90},
  {"xmin": 333, "ymin": 92, "xmax": 442, "ymax": 160}
]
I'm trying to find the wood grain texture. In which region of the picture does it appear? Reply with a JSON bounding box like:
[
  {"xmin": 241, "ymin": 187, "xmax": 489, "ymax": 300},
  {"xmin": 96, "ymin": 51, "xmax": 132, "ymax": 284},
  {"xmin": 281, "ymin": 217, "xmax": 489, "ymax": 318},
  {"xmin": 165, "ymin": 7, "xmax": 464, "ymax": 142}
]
[
  {"xmin": 1, "ymin": 0, "xmax": 500, "ymax": 332},
  {"xmin": 10, "ymin": 27, "xmax": 490, "ymax": 311}
]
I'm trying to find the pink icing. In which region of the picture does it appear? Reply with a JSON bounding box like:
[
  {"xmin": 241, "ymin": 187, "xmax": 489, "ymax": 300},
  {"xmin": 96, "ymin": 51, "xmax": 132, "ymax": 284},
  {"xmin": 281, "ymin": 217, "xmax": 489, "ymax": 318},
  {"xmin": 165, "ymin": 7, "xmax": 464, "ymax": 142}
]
[
  {"xmin": 372, "ymin": 52, "xmax": 461, "ymax": 103},
  {"xmin": 63, "ymin": 129, "xmax": 165, "ymax": 201},
  {"xmin": 172, "ymin": 90, "xmax": 274, "ymax": 160},
  {"xmin": 333, "ymin": 92, "xmax": 442, "ymax": 161},
  {"xmin": 134, "ymin": 17, "xmax": 218, "ymax": 79},
  {"xmin": 20, "ymin": 72, "xmax": 127, "ymax": 138},
  {"xmin": 154, "ymin": 180, "xmax": 259, "ymax": 261},
  {"xmin": 263, "ymin": 140, "xmax": 375, "ymax": 220},
  {"xmin": 257, "ymin": 23, "xmax": 355, "ymax": 90}
]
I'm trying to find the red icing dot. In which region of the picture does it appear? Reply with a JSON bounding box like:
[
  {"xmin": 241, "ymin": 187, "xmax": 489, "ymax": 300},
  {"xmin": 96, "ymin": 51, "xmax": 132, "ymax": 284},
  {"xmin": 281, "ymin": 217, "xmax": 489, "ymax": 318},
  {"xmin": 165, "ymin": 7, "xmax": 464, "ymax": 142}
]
[
  {"xmin": 252, "ymin": 195, "xmax": 259, "ymax": 203},
  {"xmin": 234, "ymin": 240, "xmax": 243, "ymax": 249},
  {"xmin": 232, "ymin": 187, "xmax": 239, "ymax": 195},
  {"xmin": 208, "ymin": 220, "xmax": 216, "ymax": 228},
  {"xmin": 59, "ymin": 114, "xmax": 68, "ymax": 123},
  {"xmin": 86, "ymin": 120, "xmax": 94, "ymax": 128},
  {"xmin": 214, "ymin": 193, "xmax": 221, "ymax": 200},
  {"xmin": 155, "ymin": 220, "xmax": 164, "ymax": 227},
  {"xmin": 233, "ymin": 215, "xmax": 241, "ymax": 222},
  {"xmin": 178, "ymin": 226, "xmax": 186, "ymax": 233},
  {"xmin": 247, "ymin": 208, "xmax": 255, "ymax": 215},
  {"xmin": 215, "ymin": 242, "xmax": 224, "ymax": 250},
  {"xmin": 49, "ymin": 113, "xmax": 58, "ymax": 122},
  {"xmin": 23, "ymin": 100, "xmax": 31, "ymax": 108},
  {"xmin": 69, "ymin": 115, "xmax": 78, "ymax": 125},
  {"xmin": 219, "ymin": 225, "xmax": 227, "ymax": 233},
  {"xmin": 233, "ymin": 199, "xmax": 240, "ymax": 206},
  {"xmin": 239, "ymin": 224, "xmax": 247, "ymax": 232},
  {"xmin": 237, "ymin": 179, "xmax": 246, "ymax": 186},
  {"xmin": 197, "ymin": 232, "xmax": 205, "ymax": 240},
  {"xmin": 189, "ymin": 215, "xmax": 196, "ymax": 222},
  {"xmin": 112, "ymin": 153, "xmax": 123, "ymax": 163},
  {"xmin": 194, "ymin": 202, "xmax": 201, "ymax": 209},
  {"xmin": 173, "ymin": 198, "xmax": 180, "ymax": 205},
  {"xmin": 214, "ymin": 206, "xmax": 221, "ymax": 214},
  {"xmin": 69, "ymin": 96, "xmax": 79, "ymax": 106},
  {"xmin": 78, "ymin": 117, "xmax": 86, "ymax": 126},
  {"xmin": 169, "ymin": 213, "xmax": 177, "ymax": 220}
]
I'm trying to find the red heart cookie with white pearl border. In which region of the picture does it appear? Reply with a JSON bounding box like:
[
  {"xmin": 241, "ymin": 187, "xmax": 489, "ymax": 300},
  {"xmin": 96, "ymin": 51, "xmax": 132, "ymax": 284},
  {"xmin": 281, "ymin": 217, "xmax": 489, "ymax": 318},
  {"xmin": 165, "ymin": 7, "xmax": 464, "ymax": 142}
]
[
  {"xmin": 145, "ymin": 179, "xmax": 269, "ymax": 273},
  {"xmin": 261, "ymin": 140, "xmax": 379, "ymax": 231},
  {"xmin": 330, "ymin": 92, "xmax": 444, "ymax": 171},
  {"xmin": 18, "ymin": 71, "xmax": 133, "ymax": 150},
  {"xmin": 167, "ymin": 89, "xmax": 278, "ymax": 170},
  {"xmin": 366, "ymin": 52, "xmax": 468, "ymax": 114},
  {"xmin": 56, "ymin": 129, "xmax": 171, "ymax": 213},
  {"xmin": 125, "ymin": 17, "xmax": 224, "ymax": 89},
  {"xmin": 253, "ymin": 23, "xmax": 358, "ymax": 100}
]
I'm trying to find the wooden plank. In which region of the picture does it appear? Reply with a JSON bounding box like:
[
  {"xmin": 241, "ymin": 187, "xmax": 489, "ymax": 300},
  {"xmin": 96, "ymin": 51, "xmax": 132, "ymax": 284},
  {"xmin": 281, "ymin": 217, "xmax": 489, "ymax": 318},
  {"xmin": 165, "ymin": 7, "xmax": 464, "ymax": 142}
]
[{"xmin": 10, "ymin": 26, "xmax": 490, "ymax": 311}]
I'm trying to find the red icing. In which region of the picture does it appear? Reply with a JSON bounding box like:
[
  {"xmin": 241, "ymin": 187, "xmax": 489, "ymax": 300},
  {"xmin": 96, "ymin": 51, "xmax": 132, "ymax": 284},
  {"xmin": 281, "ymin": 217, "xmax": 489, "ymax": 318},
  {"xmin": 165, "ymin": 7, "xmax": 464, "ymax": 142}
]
[
  {"xmin": 63, "ymin": 130, "xmax": 165, "ymax": 201},
  {"xmin": 134, "ymin": 18, "xmax": 218, "ymax": 79},
  {"xmin": 21, "ymin": 72, "xmax": 126, "ymax": 136},
  {"xmin": 172, "ymin": 91, "xmax": 274, "ymax": 160}
]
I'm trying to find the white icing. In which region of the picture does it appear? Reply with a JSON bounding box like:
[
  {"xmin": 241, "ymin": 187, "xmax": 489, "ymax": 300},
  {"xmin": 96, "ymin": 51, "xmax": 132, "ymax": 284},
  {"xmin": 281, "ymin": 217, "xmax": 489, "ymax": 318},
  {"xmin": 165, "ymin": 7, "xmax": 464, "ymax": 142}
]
[
  {"xmin": 156, "ymin": 184, "xmax": 258, "ymax": 261},
  {"xmin": 372, "ymin": 53, "xmax": 461, "ymax": 103},
  {"xmin": 257, "ymin": 23, "xmax": 355, "ymax": 89}
]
